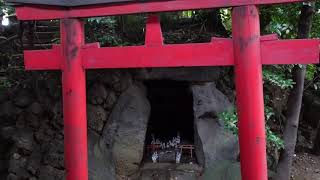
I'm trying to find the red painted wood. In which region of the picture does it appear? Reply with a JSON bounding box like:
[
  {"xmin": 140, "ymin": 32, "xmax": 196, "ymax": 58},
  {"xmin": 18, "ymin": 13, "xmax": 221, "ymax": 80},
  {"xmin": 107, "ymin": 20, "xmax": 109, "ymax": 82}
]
[
  {"xmin": 233, "ymin": 5, "xmax": 268, "ymax": 180},
  {"xmin": 7, "ymin": 0, "xmax": 135, "ymax": 7},
  {"xmin": 82, "ymin": 42, "xmax": 234, "ymax": 68},
  {"xmin": 262, "ymin": 39, "xmax": 320, "ymax": 65},
  {"xmin": 24, "ymin": 46, "xmax": 62, "ymax": 70},
  {"xmin": 23, "ymin": 38, "xmax": 319, "ymax": 70},
  {"xmin": 60, "ymin": 19, "xmax": 88, "ymax": 180},
  {"xmin": 15, "ymin": 0, "xmax": 305, "ymax": 20},
  {"xmin": 145, "ymin": 14, "xmax": 163, "ymax": 46},
  {"xmin": 260, "ymin": 33, "xmax": 279, "ymax": 41}
]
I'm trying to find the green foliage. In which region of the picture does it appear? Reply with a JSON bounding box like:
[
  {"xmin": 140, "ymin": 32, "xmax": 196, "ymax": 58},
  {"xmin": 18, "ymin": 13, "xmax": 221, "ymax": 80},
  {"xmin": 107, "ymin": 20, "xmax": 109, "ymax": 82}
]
[
  {"xmin": 0, "ymin": 0, "xmax": 14, "ymax": 16},
  {"xmin": 86, "ymin": 17, "xmax": 122, "ymax": 46},
  {"xmin": 310, "ymin": 3, "xmax": 320, "ymax": 38},
  {"xmin": 261, "ymin": 4, "xmax": 300, "ymax": 38},
  {"xmin": 86, "ymin": 15, "xmax": 145, "ymax": 46},
  {"xmin": 219, "ymin": 8, "xmax": 232, "ymax": 32},
  {"xmin": 0, "ymin": 77, "xmax": 11, "ymax": 88},
  {"xmin": 181, "ymin": 11, "xmax": 195, "ymax": 18},
  {"xmin": 219, "ymin": 109, "xmax": 238, "ymax": 134},
  {"xmin": 265, "ymin": 106, "xmax": 275, "ymax": 121},
  {"xmin": 219, "ymin": 107, "xmax": 284, "ymax": 150},
  {"xmin": 306, "ymin": 64, "xmax": 317, "ymax": 81},
  {"xmin": 263, "ymin": 68, "xmax": 295, "ymax": 89},
  {"xmin": 266, "ymin": 127, "xmax": 284, "ymax": 150}
]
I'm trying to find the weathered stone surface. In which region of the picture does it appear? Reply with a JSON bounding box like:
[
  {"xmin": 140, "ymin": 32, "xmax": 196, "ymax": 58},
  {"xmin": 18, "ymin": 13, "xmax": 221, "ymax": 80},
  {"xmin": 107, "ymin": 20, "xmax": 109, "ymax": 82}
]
[
  {"xmin": 194, "ymin": 118, "xmax": 239, "ymax": 167},
  {"xmin": 88, "ymin": 130, "xmax": 116, "ymax": 180},
  {"xmin": 27, "ymin": 102, "xmax": 43, "ymax": 115},
  {"xmin": 8, "ymin": 155, "xmax": 29, "ymax": 178},
  {"xmin": 26, "ymin": 113, "xmax": 40, "ymax": 129},
  {"xmin": 39, "ymin": 165, "xmax": 64, "ymax": 180},
  {"xmin": 7, "ymin": 173, "xmax": 18, "ymax": 180},
  {"xmin": 111, "ymin": 72, "xmax": 133, "ymax": 92},
  {"xmin": 88, "ymin": 70, "xmax": 133, "ymax": 92},
  {"xmin": 191, "ymin": 82, "xmax": 239, "ymax": 168},
  {"xmin": 103, "ymin": 90, "xmax": 117, "ymax": 110},
  {"xmin": 87, "ymin": 104, "xmax": 108, "ymax": 133},
  {"xmin": 88, "ymin": 83, "xmax": 108, "ymax": 105},
  {"xmin": 0, "ymin": 88, "xmax": 8, "ymax": 103},
  {"xmin": 26, "ymin": 148, "xmax": 41, "ymax": 175},
  {"xmin": 52, "ymin": 102, "xmax": 63, "ymax": 126},
  {"xmin": 134, "ymin": 67, "xmax": 222, "ymax": 82},
  {"xmin": 0, "ymin": 101, "xmax": 22, "ymax": 117},
  {"xmin": 12, "ymin": 129, "xmax": 34, "ymax": 153},
  {"xmin": 0, "ymin": 126, "xmax": 16, "ymax": 140},
  {"xmin": 140, "ymin": 163, "xmax": 202, "ymax": 180},
  {"xmin": 170, "ymin": 171, "xmax": 198, "ymax": 180},
  {"xmin": 191, "ymin": 82, "xmax": 232, "ymax": 118},
  {"xmin": 43, "ymin": 152, "xmax": 64, "ymax": 169},
  {"xmin": 13, "ymin": 90, "xmax": 34, "ymax": 107},
  {"xmin": 34, "ymin": 122, "xmax": 53, "ymax": 143},
  {"xmin": 140, "ymin": 170, "xmax": 168, "ymax": 180},
  {"xmin": 46, "ymin": 77, "xmax": 62, "ymax": 99},
  {"xmin": 102, "ymin": 83, "xmax": 150, "ymax": 176},
  {"xmin": 200, "ymin": 160, "xmax": 241, "ymax": 180}
]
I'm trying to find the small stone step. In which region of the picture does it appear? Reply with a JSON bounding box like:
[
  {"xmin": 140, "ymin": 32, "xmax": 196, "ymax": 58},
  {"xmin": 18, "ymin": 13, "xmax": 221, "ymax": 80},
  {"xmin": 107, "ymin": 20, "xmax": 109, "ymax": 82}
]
[{"xmin": 139, "ymin": 163, "xmax": 202, "ymax": 180}]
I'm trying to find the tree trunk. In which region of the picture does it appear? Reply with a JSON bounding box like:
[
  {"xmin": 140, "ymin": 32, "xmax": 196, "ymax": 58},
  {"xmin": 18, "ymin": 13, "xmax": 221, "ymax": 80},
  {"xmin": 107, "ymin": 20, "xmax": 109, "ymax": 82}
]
[{"xmin": 274, "ymin": 3, "xmax": 315, "ymax": 180}]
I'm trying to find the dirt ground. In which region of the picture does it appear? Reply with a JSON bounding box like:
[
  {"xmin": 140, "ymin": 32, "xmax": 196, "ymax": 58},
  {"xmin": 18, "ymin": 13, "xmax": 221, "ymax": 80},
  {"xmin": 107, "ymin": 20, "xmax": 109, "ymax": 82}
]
[{"xmin": 291, "ymin": 153, "xmax": 320, "ymax": 180}]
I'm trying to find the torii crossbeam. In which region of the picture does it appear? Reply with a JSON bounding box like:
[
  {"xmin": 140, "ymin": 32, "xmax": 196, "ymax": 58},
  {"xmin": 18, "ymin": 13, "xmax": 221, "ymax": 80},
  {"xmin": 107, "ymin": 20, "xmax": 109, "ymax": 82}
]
[{"xmin": 10, "ymin": 0, "xmax": 320, "ymax": 180}]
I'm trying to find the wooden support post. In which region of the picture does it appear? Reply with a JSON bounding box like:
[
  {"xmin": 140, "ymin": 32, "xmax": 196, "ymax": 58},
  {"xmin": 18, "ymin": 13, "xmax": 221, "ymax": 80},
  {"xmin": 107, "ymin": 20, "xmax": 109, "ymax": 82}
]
[
  {"xmin": 232, "ymin": 6, "xmax": 268, "ymax": 180},
  {"xmin": 61, "ymin": 19, "xmax": 88, "ymax": 180}
]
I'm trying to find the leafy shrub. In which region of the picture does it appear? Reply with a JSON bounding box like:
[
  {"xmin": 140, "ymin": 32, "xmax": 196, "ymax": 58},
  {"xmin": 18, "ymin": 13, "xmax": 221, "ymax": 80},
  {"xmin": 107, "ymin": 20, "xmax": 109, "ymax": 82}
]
[{"xmin": 219, "ymin": 107, "xmax": 284, "ymax": 150}]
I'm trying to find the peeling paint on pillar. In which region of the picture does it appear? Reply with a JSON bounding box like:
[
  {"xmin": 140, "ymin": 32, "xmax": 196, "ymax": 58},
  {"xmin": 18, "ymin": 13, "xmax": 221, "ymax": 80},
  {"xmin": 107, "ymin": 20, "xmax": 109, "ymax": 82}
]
[{"xmin": 61, "ymin": 19, "xmax": 84, "ymax": 71}]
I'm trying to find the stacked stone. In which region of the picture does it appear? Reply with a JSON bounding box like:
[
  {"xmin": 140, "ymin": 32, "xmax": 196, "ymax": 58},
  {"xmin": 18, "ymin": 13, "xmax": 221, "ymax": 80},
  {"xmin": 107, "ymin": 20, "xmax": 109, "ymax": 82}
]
[{"xmin": 0, "ymin": 70, "xmax": 132, "ymax": 180}]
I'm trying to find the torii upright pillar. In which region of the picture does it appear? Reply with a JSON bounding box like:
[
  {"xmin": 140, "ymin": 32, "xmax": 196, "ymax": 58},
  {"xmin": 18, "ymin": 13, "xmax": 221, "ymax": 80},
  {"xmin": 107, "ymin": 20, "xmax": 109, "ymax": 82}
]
[
  {"xmin": 233, "ymin": 6, "xmax": 268, "ymax": 180},
  {"xmin": 60, "ymin": 19, "xmax": 88, "ymax": 180}
]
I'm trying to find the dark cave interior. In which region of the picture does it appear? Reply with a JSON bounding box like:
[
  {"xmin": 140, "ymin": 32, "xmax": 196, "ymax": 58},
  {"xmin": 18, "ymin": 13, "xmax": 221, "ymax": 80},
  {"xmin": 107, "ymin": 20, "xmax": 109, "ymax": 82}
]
[{"xmin": 145, "ymin": 80, "xmax": 194, "ymax": 144}]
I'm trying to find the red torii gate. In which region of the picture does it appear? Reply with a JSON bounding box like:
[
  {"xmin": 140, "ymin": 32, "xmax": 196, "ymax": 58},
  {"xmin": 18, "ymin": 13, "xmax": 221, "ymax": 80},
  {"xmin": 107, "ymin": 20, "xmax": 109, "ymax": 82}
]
[{"xmin": 10, "ymin": 0, "xmax": 320, "ymax": 180}]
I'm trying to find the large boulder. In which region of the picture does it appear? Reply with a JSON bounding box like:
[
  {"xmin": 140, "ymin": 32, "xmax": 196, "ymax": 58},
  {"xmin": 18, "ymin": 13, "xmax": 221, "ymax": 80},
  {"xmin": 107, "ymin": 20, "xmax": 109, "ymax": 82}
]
[
  {"xmin": 194, "ymin": 118, "xmax": 239, "ymax": 168},
  {"xmin": 102, "ymin": 83, "xmax": 150, "ymax": 176},
  {"xmin": 191, "ymin": 82, "xmax": 239, "ymax": 168},
  {"xmin": 88, "ymin": 130, "xmax": 116, "ymax": 180},
  {"xmin": 191, "ymin": 82, "xmax": 232, "ymax": 117},
  {"xmin": 200, "ymin": 160, "xmax": 241, "ymax": 180}
]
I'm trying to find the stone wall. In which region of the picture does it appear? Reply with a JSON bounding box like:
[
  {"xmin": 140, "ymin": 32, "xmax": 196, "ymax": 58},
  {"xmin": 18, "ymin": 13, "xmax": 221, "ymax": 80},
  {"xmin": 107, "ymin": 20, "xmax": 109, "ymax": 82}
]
[
  {"xmin": 0, "ymin": 67, "xmax": 240, "ymax": 180},
  {"xmin": 0, "ymin": 70, "xmax": 133, "ymax": 180}
]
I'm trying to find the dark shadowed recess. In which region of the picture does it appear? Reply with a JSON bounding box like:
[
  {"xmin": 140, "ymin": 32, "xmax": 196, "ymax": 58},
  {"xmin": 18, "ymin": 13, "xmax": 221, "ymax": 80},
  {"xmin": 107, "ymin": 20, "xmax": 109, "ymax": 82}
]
[{"xmin": 145, "ymin": 80, "xmax": 194, "ymax": 144}]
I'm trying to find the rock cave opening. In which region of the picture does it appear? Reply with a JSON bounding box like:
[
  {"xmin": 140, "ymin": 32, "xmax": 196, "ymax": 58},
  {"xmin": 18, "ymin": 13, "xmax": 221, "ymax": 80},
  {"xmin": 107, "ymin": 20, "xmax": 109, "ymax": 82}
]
[{"xmin": 144, "ymin": 80, "xmax": 197, "ymax": 164}]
